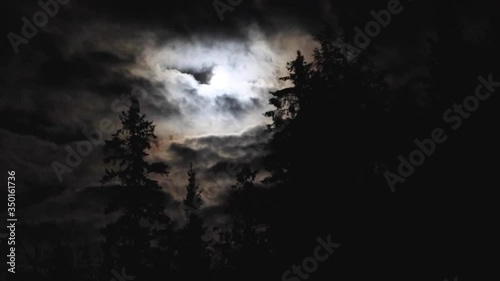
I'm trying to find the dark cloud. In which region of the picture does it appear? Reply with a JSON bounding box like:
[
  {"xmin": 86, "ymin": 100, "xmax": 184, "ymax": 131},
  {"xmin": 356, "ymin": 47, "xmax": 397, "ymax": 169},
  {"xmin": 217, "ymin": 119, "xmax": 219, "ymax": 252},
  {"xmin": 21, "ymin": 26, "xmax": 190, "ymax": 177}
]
[
  {"xmin": 182, "ymin": 67, "xmax": 215, "ymax": 84},
  {"xmin": 214, "ymin": 95, "xmax": 263, "ymax": 117},
  {"xmin": 171, "ymin": 126, "xmax": 269, "ymax": 163}
]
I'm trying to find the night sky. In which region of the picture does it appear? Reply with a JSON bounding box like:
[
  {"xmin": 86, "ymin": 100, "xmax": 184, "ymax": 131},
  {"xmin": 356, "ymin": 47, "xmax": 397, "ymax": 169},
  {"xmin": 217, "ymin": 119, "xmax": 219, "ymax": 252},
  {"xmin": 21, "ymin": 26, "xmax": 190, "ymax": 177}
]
[{"xmin": 0, "ymin": 0, "xmax": 498, "ymax": 280}]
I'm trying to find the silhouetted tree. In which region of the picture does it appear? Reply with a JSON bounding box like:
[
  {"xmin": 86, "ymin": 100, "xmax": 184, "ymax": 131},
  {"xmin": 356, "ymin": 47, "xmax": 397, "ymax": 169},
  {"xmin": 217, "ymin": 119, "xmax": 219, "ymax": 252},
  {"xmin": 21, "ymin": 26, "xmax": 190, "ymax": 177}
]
[
  {"xmin": 212, "ymin": 165, "xmax": 274, "ymax": 278},
  {"xmin": 184, "ymin": 163, "xmax": 202, "ymax": 212},
  {"xmin": 177, "ymin": 163, "xmax": 210, "ymax": 276},
  {"xmin": 262, "ymin": 26, "xmax": 393, "ymax": 277},
  {"xmin": 100, "ymin": 97, "xmax": 173, "ymax": 278},
  {"xmin": 18, "ymin": 222, "xmax": 97, "ymax": 281},
  {"xmin": 101, "ymin": 97, "xmax": 169, "ymax": 188}
]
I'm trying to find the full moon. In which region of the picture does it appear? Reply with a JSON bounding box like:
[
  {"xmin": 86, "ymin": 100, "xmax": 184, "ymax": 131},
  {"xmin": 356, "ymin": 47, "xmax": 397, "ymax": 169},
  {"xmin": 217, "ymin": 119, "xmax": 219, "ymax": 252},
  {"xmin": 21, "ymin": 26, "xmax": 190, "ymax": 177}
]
[{"xmin": 209, "ymin": 66, "xmax": 231, "ymax": 90}]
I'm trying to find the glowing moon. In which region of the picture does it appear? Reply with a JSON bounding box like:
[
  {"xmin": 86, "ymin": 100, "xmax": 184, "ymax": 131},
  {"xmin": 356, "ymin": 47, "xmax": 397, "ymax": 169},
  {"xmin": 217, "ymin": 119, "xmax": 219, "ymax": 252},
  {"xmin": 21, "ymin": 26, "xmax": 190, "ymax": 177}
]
[{"xmin": 209, "ymin": 66, "xmax": 230, "ymax": 89}]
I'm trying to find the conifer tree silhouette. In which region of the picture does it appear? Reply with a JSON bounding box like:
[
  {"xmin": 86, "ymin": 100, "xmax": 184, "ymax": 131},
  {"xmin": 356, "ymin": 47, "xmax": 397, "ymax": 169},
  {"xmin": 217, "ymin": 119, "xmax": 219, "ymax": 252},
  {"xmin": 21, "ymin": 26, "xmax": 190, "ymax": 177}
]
[
  {"xmin": 177, "ymin": 163, "xmax": 210, "ymax": 276},
  {"xmin": 100, "ymin": 97, "xmax": 172, "ymax": 277}
]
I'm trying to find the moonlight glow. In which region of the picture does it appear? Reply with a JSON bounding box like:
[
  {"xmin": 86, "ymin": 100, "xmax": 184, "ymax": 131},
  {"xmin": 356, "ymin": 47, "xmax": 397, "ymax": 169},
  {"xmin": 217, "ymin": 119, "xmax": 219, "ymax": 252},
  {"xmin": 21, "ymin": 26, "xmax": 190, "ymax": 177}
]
[
  {"xmin": 137, "ymin": 35, "xmax": 315, "ymax": 137},
  {"xmin": 209, "ymin": 66, "xmax": 231, "ymax": 90}
]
